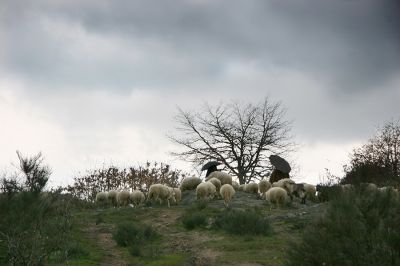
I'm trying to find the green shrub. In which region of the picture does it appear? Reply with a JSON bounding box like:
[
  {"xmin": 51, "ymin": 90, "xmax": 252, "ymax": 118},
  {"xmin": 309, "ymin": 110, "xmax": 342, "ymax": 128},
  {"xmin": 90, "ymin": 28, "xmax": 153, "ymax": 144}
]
[
  {"xmin": 95, "ymin": 214, "xmax": 104, "ymax": 225},
  {"xmin": 287, "ymin": 189, "xmax": 400, "ymax": 266},
  {"xmin": 182, "ymin": 212, "xmax": 207, "ymax": 230},
  {"xmin": 193, "ymin": 201, "xmax": 208, "ymax": 210},
  {"xmin": 113, "ymin": 223, "xmax": 158, "ymax": 247},
  {"xmin": 0, "ymin": 191, "xmax": 75, "ymax": 265},
  {"xmin": 129, "ymin": 243, "xmax": 142, "ymax": 257},
  {"xmin": 213, "ymin": 209, "xmax": 272, "ymax": 236}
]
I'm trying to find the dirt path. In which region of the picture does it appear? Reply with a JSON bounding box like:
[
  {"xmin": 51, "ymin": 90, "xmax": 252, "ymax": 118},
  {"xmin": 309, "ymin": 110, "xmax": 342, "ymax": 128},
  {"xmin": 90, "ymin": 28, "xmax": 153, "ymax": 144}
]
[
  {"xmin": 148, "ymin": 209, "xmax": 222, "ymax": 266},
  {"xmin": 83, "ymin": 224, "xmax": 129, "ymax": 266}
]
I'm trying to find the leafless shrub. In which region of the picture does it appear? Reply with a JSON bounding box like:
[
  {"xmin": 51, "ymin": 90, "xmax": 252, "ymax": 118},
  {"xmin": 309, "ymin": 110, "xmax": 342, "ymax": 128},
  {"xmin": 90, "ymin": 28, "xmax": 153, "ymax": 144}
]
[{"xmin": 66, "ymin": 162, "xmax": 188, "ymax": 201}]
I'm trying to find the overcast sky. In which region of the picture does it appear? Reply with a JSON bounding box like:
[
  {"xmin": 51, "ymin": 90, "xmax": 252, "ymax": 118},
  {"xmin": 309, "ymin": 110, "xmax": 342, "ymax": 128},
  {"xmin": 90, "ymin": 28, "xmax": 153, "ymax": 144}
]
[{"xmin": 1, "ymin": 0, "xmax": 399, "ymax": 186}]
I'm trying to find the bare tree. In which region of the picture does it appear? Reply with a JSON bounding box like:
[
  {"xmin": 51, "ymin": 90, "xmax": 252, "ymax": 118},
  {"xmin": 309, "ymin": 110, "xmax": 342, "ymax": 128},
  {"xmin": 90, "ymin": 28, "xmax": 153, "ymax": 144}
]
[{"xmin": 168, "ymin": 97, "xmax": 294, "ymax": 184}]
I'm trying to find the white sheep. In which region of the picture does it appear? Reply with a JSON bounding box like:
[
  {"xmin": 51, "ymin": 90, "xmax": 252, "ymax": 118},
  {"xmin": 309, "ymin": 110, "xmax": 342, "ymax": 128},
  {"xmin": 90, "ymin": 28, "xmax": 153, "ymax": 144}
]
[
  {"xmin": 238, "ymin": 184, "xmax": 245, "ymax": 191},
  {"xmin": 107, "ymin": 190, "xmax": 118, "ymax": 207},
  {"xmin": 362, "ymin": 183, "xmax": 378, "ymax": 193},
  {"xmin": 265, "ymin": 187, "xmax": 288, "ymax": 208},
  {"xmin": 207, "ymin": 177, "xmax": 222, "ymax": 197},
  {"xmin": 148, "ymin": 184, "xmax": 175, "ymax": 208},
  {"xmin": 180, "ymin": 176, "xmax": 202, "ymax": 192},
  {"xmin": 302, "ymin": 183, "xmax": 316, "ymax": 203},
  {"xmin": 258, "ymin": 180, "xmax": 272, "ymax": 199},
  {"xmin": 117, "ymin": 190, "xmax": 131, "ymax": 207},
  {"xmin": 173, "ymin": 188, "xmax": 182, "ymax": 204},
  {"xmin": 231, "ymin": 181, "xmax": 240, "ymax": 190},
  {"xmin": 96, "ymin": 192, "xmax": 108, "ymax": 203},
  {"xmin": 220, "ymin": 184, "xmax": 235, "ymax": 207},
  {"xmin": 244, "ymin": 182, "xmax": 259, "ymax": 194},
  {"xmin": 340, "ymin": 184, "xmax": 354, "ymax": 192},
  {"xmin": 378, "ymin": 186, "xmax": 399, "ymax": 198},
  {"xmin": 130, "ymin": 190, "xmax": 145, "ymax": 207},
  {"xmin": 272, "ymin": 178, "xmax": 296, "ymax": 196},
  {"xmin": 196, "ymin": 182, "xmax": 217, "ymax": 201},
  {"xmin": 206, "ymin": 171, "xmax": 232, "ymax": 185}
]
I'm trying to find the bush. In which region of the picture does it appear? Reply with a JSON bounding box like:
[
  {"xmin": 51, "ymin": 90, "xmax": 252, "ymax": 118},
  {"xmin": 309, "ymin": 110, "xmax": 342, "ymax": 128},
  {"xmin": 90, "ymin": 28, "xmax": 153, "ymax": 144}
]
[
  {"xmin": 113, "ymin": 223, "xmax": 158, "ymax": 247},
  {"xmin": 182, "ymin": 213, "xmax": 207, "ymax": 230},
  {"xmin": 0, "ymin": 191, "xmax": 75, "ymax": 265},
  {"xmin": 129, "ymin": 243, "xmax": 142, "ymax": 257},
  {"xmin": 287, "ymin": 189, "xmax": 400, "ymax": 266},
  {"xmin": 213, "ymin": 209, "xmax": 272, "ymax": 236},
  {"xmin": 67, "ymin": 162, "xmax": 188, "ymax": 201}
]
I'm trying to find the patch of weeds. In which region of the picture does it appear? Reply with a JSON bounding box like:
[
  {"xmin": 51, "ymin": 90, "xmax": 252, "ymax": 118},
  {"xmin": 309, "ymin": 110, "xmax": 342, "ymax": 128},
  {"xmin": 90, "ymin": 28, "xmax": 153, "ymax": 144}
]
[
  {"xmin": 95, "ymin": 214, "xmax": 104, "ymax": 225},
  {"xmin": 287, "ymin": 189, "xmax": 400, "ymax": 266},
  {"xmin": 285, "ymin": 217, "xmax": 307, "ymax": 231},
  {"xmin": 189, "ymin": 200, "xmax": 208, "ymax": 211},
  {"xmin": 213, "ymin": 209, "xmax": 272, "ymax": 236},
  {"xmin": 182, "ymin": 212, "xmax": 207, "ymax": 230},
  {"xmin": 144, "ymin": 200, "xmax": 152, "ymax": 207},
  {"xmin": 147, "ymin": 253, "xmax": 187, "ymax": 266},
  {"xmin": 129, "ymin": 243, "xmax": 142, "ymax": 257},
  {"xmin": 113, "ymin": 223, "xmax": 158, "ymax": 247},
  {"xmin": 244, "ymin": 236, "xmax": 254, "ymax": 242}
]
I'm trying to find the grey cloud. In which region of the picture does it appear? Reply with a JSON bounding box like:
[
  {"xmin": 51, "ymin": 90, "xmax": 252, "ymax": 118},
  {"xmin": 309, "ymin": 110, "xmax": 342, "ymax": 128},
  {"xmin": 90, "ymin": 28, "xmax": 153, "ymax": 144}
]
[{"xmin": 1, "ymin": 0, "xmax": 399, "ymax": 94}]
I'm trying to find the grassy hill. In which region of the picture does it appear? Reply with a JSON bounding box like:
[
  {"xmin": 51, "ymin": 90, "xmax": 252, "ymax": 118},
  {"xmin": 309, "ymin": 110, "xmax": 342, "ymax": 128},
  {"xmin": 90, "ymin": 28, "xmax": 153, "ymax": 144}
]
[
  {"xmin": 3, "ymin": 187, "xmax": 399, "ymax": 265},
  {"xmin": 66, "ymin": 191, "xmax": 326, "ymax": 266}
]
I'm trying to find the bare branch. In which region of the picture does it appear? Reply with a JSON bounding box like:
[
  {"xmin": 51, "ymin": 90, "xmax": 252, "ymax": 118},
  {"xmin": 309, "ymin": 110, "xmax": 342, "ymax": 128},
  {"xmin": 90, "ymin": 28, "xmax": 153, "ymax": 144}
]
[{"xmin": 169, "ymin": 97, "xmax": 295, "ymax": 184}]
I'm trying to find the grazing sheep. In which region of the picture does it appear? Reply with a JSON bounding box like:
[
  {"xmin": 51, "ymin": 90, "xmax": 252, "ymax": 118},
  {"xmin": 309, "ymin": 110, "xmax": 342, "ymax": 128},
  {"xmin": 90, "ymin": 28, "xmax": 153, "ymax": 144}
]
[
  {"xmin": 117, "ymin": 190, "xmax": 131, "ymax": 207},
  {"xmin": 180, "ymin": 176, "xmax": 202, "ymax": 192},
  {"xmin": 107, "ymin": 190, "xmax": 118, "ymax": 207},
  {"xmin": 378, "ymin": 186, "xmax": 399, "ymax": 198},
  {"xmin": 238, "ymin": 184, "xmax": 245, "ymax": 191},
  {"xmin": 220, "ymin": 184, "xmax": 235, "ymax": 207},
  {"xmin": 206, "ymin": 171, "xmax": 232, "ymax": 185},
  {"xmin": 196, "ymin": 182, "xmax": 217, "ymax": 201},
  {"xmin": 148, "ymin": 184, "xmax": 175, "ymax": 208},
  {"xmin": 302, "ymin": 183, "xmax": 316, "ymax": 203},
  {"xmin": 96, "ymin": 192, "xmax": 108, "ymax": 203},
  {"xmin": 207, "ymin": 177, "xmax": 222, "ymax": 197},
  {"xmin": 265, "ymin": 187, "xmax": 288, "ymax": 208},
  {"xmin": 272, "ymin": 178, "xmax": 296, "ymax": 198},
  {"xmin": 340, "ymin": 184, "xmax": 354, "ymax": 192},
  {"xmin": 130, "ymin": 190, "xmax": 145, "ymax": 207},
  {"xmin": 244, "ymin": 182, "xmax": 259, "ymax": 194},
  {"xmin": 173, "ymin": 188, "xmax": 182, "ymax": 204},
  {"xmin": 291, "ymin": 183, "xmax": 306, "ymax": 203},
  {"xmin": 361, "ymin": 183, "xmax": 378, "ymax": 194},
  {"xmin": 231, "ymin": 181, "xmax": 240, "ymax": 190},
  {"xmin": 258, "ymin": 180, "xmax": 272, "ymax": 198}
]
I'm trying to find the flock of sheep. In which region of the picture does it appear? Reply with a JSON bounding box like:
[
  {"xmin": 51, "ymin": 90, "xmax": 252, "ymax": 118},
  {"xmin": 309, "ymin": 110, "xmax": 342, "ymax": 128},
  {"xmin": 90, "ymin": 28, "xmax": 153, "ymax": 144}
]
[{"xmin": 95, "ymin": 170, "xmax": 319, "ymax": 208}]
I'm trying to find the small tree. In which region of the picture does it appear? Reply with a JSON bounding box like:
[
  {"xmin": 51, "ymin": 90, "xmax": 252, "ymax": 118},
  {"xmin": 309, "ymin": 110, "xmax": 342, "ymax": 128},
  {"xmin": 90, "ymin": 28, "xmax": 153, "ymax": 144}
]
[
  {"xmin": 16, "ymin": 151, "xmax": 51, "ymax": 192},
  {"xmin": 343, "ymin": 120, "xmax": 400, "ymax": 186},
  {"xmin": 168, "ymin": 97, "xmax": 294, "ymax": 184}
]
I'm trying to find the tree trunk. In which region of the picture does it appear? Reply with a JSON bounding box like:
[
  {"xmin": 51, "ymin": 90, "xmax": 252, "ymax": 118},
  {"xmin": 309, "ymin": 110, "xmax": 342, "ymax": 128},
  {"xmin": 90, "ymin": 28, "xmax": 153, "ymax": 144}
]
[{"xmin": 237, "ymin": 169, "xmax": 246, "ymax": 184}]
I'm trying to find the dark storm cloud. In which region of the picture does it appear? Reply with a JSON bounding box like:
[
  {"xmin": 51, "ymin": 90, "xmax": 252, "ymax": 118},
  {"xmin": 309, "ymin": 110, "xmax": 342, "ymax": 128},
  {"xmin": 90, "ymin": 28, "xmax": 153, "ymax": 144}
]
[{"xmin": 1, "ymin": 0, "xmax": 399, "ymax": 94}]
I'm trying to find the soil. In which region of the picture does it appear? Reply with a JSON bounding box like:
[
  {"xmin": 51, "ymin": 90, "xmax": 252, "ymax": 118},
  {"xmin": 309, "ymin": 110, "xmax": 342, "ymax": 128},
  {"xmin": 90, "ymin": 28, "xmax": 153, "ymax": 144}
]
[{"xmin": 83, "ymin": 224, "xmax": 129, "ymax": 266}]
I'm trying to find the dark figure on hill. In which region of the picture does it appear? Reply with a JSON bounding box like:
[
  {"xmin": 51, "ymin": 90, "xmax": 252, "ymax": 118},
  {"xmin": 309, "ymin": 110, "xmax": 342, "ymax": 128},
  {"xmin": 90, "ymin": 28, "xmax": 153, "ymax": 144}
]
[
  {"xmin": 269, "ymin": 169, "xmax": 289, "ymax": 183},
  {"xmin": 206, "ymin": 165, "xmax": 218, "ymax": 178}
]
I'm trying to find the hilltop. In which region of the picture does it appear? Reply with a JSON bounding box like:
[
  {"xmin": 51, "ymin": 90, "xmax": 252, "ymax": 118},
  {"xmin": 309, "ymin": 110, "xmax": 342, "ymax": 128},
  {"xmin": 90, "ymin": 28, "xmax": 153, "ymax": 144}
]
[{"xmin": 68, "ymin": 191, "xmax": 326, "ymax": 266}]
